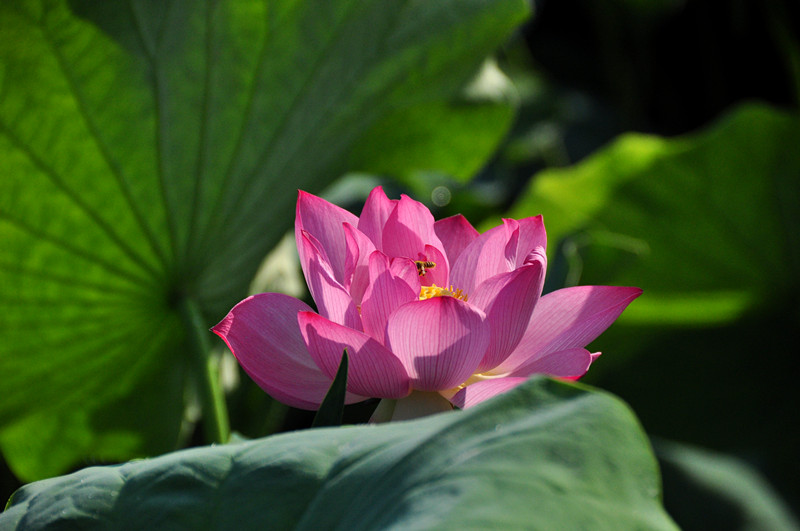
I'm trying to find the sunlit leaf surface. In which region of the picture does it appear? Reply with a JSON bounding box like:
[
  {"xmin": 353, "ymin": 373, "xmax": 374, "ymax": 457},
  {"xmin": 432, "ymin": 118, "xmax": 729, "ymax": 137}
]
[{"xmin": 511, "ymin": 104, "xmax": 800, "ymax": 327}]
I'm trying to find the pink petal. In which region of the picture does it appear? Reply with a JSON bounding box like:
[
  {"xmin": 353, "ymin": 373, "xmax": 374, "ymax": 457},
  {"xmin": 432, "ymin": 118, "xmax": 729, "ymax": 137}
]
[
  {"xmin": 449, "ymin": 218, "xmax": 518, "ymax": 294},
  {"xmin": 357, "ymin": 186, "xmax": 397, "ymax": 251},
  {"xmin": 386, "ymin": 297, "xmax": 489, "ymax": 391},
  {"xmin": 468, "ymin": 252, "xmax": 546, "ymax": 372},
  {"xmin": 513, "ymin": 216, "xmax": 547, "ymax": 268},
  {"xmin": 502, "ymin": 218, "xmax": 521, "ymax": 270},
  {"xmin": 343, "ymin": 223, "xmax": 376, "ymax": 306},
  {"xmin": 434, "ymin": 214, "xmax": 479, "ymax": 265},
  {"xmin": 389, "ymin": 256, "xmax": 422, "ymax": 289},
  {"xmin": 298, "ymin": 312, "xmax": 411, "ymax": 399},
  {"xmin": 381, "ymin": 194, "xmax": 445, "ymax": 262},
  {"xmin": 360, "ymin": 251, "xmax": 419, "ymax": 342},
  {"xmin": 493, "ymin": 286, "xmax": 642, "ymax": 374},
  {"xmin": 298, "ymin": 231, "xmax": 362, "ymax": 331},
  {"xmin": 296, "ymin": 190, "xmax": 357, "ymax": 283},
  {"xmin": 449, "ymin": 377, "xmax": 528, "ymax": 409},
  {"xmin": 504, "ymin": 348, "xmax": 594, "ymax": 379},
  {"xmin": 212, "ymin": 293, "xmax": 365, "ymax": 410}
]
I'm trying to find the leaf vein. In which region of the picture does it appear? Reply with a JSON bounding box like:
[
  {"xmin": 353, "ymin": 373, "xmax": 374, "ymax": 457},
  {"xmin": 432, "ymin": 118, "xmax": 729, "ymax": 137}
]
[{"xmin": 37, "ymin": 16, "xmax": 172, "ymax": 276}]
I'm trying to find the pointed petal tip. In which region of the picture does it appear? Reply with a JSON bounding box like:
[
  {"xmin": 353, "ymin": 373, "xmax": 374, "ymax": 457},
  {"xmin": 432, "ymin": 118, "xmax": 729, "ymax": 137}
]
[
  {"xmin": 620, "ymin": 285, "xmax": 643, "ymax": 296},
  {"xmin": 505, "ymin": 348, "xmax": 594, "ymax": 380},
  {"xmin": 211, "ymin": 294, "xmax": 259, "ymax": 338},
  {"xmin": 210, "ymin": 293, "xmax": 339, "ymax": 410},
  {"xmin": 297, "ymin": 188, "xmax": 316, "ymax": 200},
  {"xmin": 210, "ymin": 317, "xmax": 230, "ymax": 338},
  {"xmin": 525, "ymin": 213, "xmax": 545, "ymax": 227},
  {"xmin": 295, "ymin": 189, "xmax": 312, "ymax": 217},
  {"xmin": 613, "ymin": 285, "xmax": 645, "ymax": 306}
]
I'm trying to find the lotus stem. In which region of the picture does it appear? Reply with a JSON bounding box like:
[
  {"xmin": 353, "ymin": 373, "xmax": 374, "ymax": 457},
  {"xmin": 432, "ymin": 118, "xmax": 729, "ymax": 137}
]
[{"xmin": 180, "ymin": 298, "xmax": 230, "ymax": 444}]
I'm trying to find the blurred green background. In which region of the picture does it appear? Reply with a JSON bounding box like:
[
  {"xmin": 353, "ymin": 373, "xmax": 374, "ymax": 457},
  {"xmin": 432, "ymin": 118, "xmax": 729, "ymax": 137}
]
[{"xmin": 1, "ymin": 0, "xmax": 798, "ymax": 528}]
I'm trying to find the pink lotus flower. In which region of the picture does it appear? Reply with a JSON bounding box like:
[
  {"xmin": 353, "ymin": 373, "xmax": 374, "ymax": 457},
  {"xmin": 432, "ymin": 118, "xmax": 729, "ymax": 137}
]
[{"xmin": 213, "ymin": 187, "xmax": 641, "ymax": 416}]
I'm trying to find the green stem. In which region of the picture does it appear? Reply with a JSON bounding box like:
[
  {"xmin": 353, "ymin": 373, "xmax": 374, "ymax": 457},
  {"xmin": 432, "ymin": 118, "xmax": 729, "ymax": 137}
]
[
  {"xmin": 391, "ymin": 391, "xmax": 454, "ymax": 421},
  {"xmin": 369, "ymin": 392, "xmax": 454, "ymax": 423},
  {"xmin": 180, "ymin": 298, "xmax": 230, "ymax": 444},
  {"xmin": 369, "ymin": 398, "xmax": 397, "ymax": 423}
]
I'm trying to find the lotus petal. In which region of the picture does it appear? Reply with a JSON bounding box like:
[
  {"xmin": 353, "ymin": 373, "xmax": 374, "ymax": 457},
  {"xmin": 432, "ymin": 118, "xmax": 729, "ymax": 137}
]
[
  {"xmin": 298, "ymin": 311, "xmax": 411, "ymax": 399},
  {"xmin": 213, "ymin": 294, "xmax": 365, "ymax": 410},
  {"xmin": 386, "ymin": 297, "xmax": 489, "ymax": 391}
]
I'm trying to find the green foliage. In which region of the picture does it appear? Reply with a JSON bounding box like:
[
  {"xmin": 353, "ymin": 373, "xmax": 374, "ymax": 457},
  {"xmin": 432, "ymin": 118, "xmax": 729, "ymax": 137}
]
[
  {"xmin": 350, "ymin": 61, "xmax": 517, "ymax": 185},
  {"xmin": 311, "ymin": 349, "xmax": 348, "ymax": 428},
  {"xmin": 1, "ymin": 378, "xmax": 677, "ymax": 530},
  {"xmin": 656, "ymin": 440, "xmax": 800, "ymax": 531},
  {"xmin": 507, "ymin": 103, "xmax": 800, "ymax": 521},
  {"xmin": 0, "ymin": 0, "xmax": 529, "ymax": 480},
  {"xmin": 3, "ymin": 0, "xmax": 792, "ymax": 525},
  {"xmin": 511, "ymin": 103, "xmax": 800, "ymax": 329}
]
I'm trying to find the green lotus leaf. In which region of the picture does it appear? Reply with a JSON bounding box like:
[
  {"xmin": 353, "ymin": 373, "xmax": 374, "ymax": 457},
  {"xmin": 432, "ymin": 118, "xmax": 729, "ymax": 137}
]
[
  {"xmin": 1, "ymin": 378, "xmax": 677, "ymax": 530},
  {"xmin": 0, "ymin": 0, "xmax": 529, "ymax": 480}
]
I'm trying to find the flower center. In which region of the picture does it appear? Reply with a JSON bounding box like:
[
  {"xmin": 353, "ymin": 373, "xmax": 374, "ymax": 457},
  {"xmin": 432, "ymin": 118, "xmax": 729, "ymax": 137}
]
[{"xmin": 419, "ymin": 284, "xmax": 469, "ymax": 302}]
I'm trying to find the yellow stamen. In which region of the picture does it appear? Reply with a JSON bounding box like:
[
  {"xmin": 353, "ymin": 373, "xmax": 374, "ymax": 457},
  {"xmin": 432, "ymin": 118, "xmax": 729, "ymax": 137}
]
[{"xmin": 419, "ymin": 284, "xmax": 468, "ymax": 302}]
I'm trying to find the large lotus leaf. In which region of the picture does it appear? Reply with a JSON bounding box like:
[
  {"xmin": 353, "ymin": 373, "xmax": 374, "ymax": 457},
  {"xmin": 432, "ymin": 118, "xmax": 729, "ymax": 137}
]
[
  {"xmin": 0, "ymin": 0, "xmax": 530, "ymax": 480},
  {"xmin": 0, "ymin": 377, "xmax": 677, "ymax": 530},
  {"xmin": 349, "ymin": 60, "xmax": 518, "ymax": 184},
  {"xmin": 506, "ymin": 103, "xmax": 800, "ymax": 508},
  {"xmin": 509, "ymin": 103, "xmax": 800, "ymax": 329}
]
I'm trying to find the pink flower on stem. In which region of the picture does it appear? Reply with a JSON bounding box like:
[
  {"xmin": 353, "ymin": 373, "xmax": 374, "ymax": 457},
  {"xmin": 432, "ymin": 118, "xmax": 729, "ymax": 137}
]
[{"xmin": 213, "ymin": 187, "xmax": 641, "ymax": 420}]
